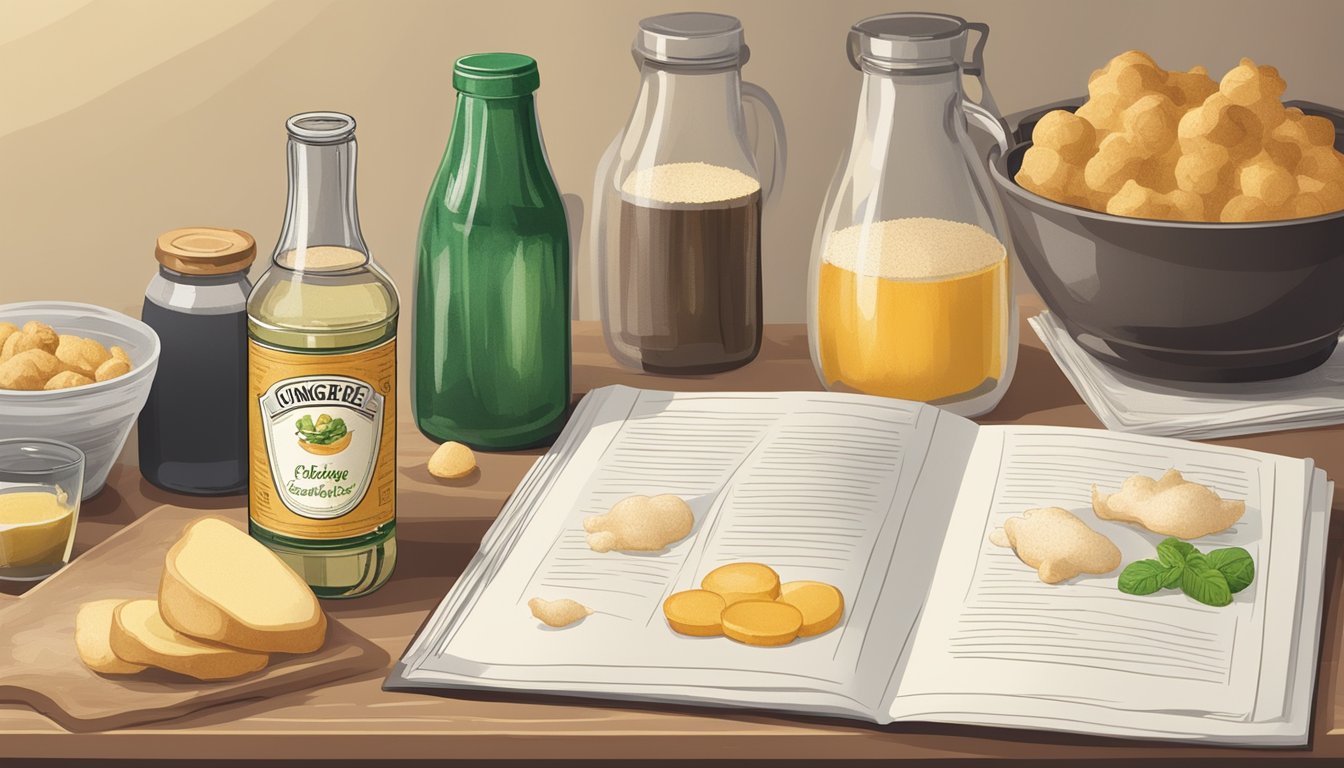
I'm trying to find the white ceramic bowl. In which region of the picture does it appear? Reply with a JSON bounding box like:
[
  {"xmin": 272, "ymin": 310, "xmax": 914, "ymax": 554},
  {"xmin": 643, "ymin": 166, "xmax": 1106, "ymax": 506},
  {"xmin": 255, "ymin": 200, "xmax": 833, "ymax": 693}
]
[{"xmin": 0, "ymin": 301, "xmax": 160, "ymax": 498}]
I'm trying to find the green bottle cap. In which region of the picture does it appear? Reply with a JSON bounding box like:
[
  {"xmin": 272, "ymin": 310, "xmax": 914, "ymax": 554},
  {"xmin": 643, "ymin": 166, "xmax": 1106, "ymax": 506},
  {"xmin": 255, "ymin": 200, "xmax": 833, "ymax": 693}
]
[{"xmin": 453, "ymin": 53, "xmax": 540, "ymax": 98}]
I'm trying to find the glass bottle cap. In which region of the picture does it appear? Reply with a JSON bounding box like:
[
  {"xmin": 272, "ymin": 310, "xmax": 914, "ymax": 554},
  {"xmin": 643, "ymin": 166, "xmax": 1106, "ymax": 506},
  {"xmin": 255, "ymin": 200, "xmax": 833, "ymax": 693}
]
[
  {"xmin": 850, "ymin": 12, "xmax": 969, "ymax": 71},
  {"xmin": 636, "ymin": 12, "xmax": 746, "ymax": 67},
  {"xmin": 286, "ymin": 111, "xmax": 356, "ymax": 145},
  {"xmin": 453, "ymin": 53, "xmax": 540, "ymax": 98},
  {"xmin": 154, "ymin": 227, "xmax": 256, "ymax": 276}
]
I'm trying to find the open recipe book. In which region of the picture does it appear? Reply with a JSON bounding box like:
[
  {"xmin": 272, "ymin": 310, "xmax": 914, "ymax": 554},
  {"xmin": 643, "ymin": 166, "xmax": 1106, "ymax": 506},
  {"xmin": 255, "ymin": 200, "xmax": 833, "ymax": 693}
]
[{"xmin": 387, "ymin": 386, "xmax": 1331, "ymax": 746}]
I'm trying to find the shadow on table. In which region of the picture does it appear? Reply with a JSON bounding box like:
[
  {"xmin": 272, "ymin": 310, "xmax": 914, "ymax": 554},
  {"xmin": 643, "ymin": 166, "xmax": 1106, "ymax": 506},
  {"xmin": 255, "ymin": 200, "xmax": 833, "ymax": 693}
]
[
  {"xmin": 981, "ymin": 344, "xmax": 1089, "ymax": 425},
  {"xmin": 324, "ymin": 516, "xmax": 486, "ymax": 620}
]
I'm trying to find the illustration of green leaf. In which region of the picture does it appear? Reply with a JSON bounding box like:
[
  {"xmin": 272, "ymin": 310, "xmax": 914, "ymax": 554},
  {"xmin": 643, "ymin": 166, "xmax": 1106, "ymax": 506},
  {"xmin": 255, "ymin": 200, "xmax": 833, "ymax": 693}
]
[
  {"xmin": 1180, "ymin": 552, "xmax": 1232, "ymax": 607},
  {"xmin": 1162, "ymin": 562, "xmax": 1183, "ymax": 588},
  {"xmin": 1118, "ymin": 559, "xmax": 1178, "ymax": 595},
  {"xmin": 1207, "ymin": 547, "xmax": 1255, "ymax": 594},
  {"xmin": 1157, "ymin": 537, "xmax": 1194, "ymax": 569}
]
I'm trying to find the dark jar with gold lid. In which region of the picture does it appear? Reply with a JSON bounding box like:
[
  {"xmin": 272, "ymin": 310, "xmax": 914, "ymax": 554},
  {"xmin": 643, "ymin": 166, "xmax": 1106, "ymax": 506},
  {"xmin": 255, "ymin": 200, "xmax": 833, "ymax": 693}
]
[{"xmin": 138, "ymin": 227, "xmax": 256, "ymax": 495}]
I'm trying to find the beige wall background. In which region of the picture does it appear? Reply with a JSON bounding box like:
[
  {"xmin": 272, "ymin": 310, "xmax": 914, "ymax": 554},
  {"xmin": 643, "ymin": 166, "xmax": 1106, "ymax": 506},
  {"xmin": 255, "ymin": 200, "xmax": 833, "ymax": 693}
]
[{"xmin": 3, "ymin": 0, "xmax": 1342, "ymax": 325}]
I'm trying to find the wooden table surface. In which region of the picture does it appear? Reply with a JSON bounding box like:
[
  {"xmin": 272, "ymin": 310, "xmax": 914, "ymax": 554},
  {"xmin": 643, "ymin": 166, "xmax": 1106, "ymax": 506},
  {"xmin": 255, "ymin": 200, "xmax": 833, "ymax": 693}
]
[{"xmin": 3, "ymin": 297, "xmax": 1344, "ymax": 764}]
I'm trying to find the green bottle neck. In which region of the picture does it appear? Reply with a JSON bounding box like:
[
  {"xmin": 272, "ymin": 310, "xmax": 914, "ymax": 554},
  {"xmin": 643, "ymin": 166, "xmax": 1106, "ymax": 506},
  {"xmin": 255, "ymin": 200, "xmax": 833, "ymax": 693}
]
[{"xmin": 440, "ymin": 93, "xmax": 556, "ymax": 208}]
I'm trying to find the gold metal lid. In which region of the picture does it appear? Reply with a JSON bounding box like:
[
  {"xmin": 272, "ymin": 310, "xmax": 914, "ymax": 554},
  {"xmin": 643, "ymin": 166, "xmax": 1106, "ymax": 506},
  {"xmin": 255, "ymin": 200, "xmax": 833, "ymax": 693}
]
[{"xmin": 154, "ymin": 227, "xmax": 256, "ymax": 276}]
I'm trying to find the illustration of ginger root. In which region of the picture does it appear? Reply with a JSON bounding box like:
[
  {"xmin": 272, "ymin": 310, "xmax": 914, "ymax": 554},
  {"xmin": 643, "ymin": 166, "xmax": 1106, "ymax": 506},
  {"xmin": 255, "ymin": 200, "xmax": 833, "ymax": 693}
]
[
  {"xmin": 990, "ymin": 507, "xmax": 1121, "ymax": 584},
  {"xmin": 528, "ymin": 597, "xmax": 592, "ymax": 628},
  {"xmin": 1092, "ymin": 468, "xmax": 1244, "ymax": 539},
  {"xmin": 583, "ymin": 494, "xmax": 693, "ymax": 553}
]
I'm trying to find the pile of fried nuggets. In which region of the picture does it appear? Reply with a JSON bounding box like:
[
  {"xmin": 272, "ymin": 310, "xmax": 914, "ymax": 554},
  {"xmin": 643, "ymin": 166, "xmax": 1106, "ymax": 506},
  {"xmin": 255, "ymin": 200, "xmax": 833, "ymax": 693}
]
[
  {"xmin": 1017, "ymin": 51, "xmax": 1344, "ymax": 223},
  {"xmin": 0, "ymin": 321, "xmax": 132, "ymax": 391}
]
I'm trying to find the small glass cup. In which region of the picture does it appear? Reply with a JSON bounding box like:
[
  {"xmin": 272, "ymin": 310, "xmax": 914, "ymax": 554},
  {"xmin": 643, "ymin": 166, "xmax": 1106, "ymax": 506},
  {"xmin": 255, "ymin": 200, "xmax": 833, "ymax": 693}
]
[{"xmin": 0, "ymin": 438, "xmax": 84, "ymax": 581}]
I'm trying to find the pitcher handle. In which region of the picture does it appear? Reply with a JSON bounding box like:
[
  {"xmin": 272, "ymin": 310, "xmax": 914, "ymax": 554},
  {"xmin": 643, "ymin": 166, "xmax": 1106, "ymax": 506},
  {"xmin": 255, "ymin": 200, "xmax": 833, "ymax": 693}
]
[
  {"xmin": 961, "ymin": 22, "xmax": 1000, "ymax": 115},
  {"xmin": 963, "ymin": 101, "xmax": 1011, "ymax": 156},
  {"xmin": 741, "ymin": 81, "xmax": 787, "ymax": 204},
  {"xmin": 960, "ymin": 21, "xmax": 1010, "ymax": 156}
]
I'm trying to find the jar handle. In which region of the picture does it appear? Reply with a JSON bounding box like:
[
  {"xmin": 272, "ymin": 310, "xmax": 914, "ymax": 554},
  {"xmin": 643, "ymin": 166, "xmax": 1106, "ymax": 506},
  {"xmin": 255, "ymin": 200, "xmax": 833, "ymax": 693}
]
[
  {"xmin": 741, "ymin": 82, "xmax": 788, "ymax": 203},
  {"xmin": 960, "ymin": 21, "xmax": 1011, "ymax": 156},
  {"xmin": 963, "ymin": 101, "xmax": 1011, "ymax": 156}
]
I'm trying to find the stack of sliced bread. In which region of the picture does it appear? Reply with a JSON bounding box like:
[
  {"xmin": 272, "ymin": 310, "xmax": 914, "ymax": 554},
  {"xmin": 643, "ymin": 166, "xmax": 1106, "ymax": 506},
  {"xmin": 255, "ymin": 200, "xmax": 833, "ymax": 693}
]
[{"xmin": 76, "ymin": 517, "xmax": 327, "ymax": 681}]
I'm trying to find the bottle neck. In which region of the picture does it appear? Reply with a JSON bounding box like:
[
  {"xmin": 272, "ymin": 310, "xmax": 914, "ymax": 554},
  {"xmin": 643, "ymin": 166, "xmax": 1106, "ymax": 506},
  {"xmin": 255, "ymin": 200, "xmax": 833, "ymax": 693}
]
[
  {"xmin": 632, "ymin": 65, "xmax": 748, "ymax": 149},
  {"xmin": 441, "ymin": 92, "xmax": 553, "ymax": 208},
  {"xmin": 860, "ymin": 67, "xmax": 962, "ymax": 127},
  {"xmin": 274, "ymin": 137, "xmax": 369, "ymax": 271}
]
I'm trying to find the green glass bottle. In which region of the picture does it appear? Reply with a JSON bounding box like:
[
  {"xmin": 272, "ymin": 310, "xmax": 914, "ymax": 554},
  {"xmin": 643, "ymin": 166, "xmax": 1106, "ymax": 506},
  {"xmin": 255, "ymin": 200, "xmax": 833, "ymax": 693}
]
[{"xmin": 413, "ymin": 53, "xmax": 571, "ymax": 451}]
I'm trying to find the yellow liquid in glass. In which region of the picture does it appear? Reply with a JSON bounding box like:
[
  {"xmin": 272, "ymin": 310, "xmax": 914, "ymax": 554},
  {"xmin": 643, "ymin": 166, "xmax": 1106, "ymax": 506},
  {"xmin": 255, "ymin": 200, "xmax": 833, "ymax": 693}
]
[
  {"xmin": 817, "ymin": 218, "xmax": 1008, "ymax": 403},
  {"xmin": 0, "ymin": 491, "xmax": 75, "ymax": 569},
  {"xmin": 248, "ymin": 246, "xmax": 397, "ymax": 349}
]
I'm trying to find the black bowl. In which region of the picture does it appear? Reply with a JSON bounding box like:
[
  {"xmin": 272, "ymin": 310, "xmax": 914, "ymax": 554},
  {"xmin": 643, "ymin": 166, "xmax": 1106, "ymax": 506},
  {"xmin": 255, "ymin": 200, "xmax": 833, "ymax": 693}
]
[{"xmin": 989, "ymin": 98, "xmax": 1344, "ymax": 382}]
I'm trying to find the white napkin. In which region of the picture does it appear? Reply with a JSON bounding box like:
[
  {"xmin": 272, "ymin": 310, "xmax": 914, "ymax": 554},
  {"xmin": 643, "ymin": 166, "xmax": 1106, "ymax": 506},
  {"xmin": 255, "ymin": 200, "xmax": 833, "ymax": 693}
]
[{"xmin": 1029, "ymin": 310, "xmax": 1344, "ymax": 440}]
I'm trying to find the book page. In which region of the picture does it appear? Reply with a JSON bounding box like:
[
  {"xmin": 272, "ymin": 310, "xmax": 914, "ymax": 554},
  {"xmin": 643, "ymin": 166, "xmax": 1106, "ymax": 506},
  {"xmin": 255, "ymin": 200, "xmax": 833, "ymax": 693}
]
[
  {"xmin": 889, "ymin": 426, "xmax": 1309, "ymax": 729},
  {"xmin": 397, "ymin": 386, "xmax": 976, "ymax": 718}
]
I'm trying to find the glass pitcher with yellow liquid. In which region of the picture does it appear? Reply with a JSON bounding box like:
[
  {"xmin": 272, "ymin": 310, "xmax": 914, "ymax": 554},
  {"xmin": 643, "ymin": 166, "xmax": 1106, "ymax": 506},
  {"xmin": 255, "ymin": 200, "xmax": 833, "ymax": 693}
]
[{"xmin": 808, "ymin": 13, "xmax": 1016, "ymax": 417}]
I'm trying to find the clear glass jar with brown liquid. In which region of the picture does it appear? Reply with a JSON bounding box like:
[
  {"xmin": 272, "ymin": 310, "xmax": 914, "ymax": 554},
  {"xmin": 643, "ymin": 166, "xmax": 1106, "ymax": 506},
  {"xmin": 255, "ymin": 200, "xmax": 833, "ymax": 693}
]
[
  {"xmin": 593, "ymin": 12, "xmax": 786, "ymax": 374},
  {"xmin": 808, "ymin": 13, "xmax": 1017, "ymax": 417}
]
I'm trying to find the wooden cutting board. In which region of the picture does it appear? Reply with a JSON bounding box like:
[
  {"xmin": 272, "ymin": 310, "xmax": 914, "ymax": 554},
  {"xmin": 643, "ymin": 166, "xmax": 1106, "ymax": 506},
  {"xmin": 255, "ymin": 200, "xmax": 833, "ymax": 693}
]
[{"xmin": 0, "ymin": 505, "xmax": 389, "ymax": 732}]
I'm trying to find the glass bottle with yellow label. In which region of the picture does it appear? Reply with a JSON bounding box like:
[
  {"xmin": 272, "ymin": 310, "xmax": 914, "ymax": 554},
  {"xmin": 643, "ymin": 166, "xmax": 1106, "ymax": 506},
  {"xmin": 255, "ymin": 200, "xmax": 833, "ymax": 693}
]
[{"xmin": 247, "ymin": 112, "xmax": 399, "ymax": 598}]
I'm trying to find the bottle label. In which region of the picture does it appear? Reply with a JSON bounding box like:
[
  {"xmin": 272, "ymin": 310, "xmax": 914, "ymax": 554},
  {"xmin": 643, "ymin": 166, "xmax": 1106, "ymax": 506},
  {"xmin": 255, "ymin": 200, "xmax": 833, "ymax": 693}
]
[{"xmin": 248, "ymin": 339, "xmax": 396, "ymax": 540}]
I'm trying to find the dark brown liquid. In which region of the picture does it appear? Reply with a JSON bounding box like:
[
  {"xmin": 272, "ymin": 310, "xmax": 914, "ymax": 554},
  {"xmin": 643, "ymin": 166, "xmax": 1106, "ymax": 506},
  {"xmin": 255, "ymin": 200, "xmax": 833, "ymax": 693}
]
[{"xmin": 616, "ymin": 190, "xmax": 762, "ymax": 373}]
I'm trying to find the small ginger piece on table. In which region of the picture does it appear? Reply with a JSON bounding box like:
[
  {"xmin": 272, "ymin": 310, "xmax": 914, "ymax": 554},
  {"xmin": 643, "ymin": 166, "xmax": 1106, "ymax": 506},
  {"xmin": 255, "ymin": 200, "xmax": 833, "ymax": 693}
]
[{"xmin": 428, "ymin": 441, "xmax": 476, "ymax": 479}]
